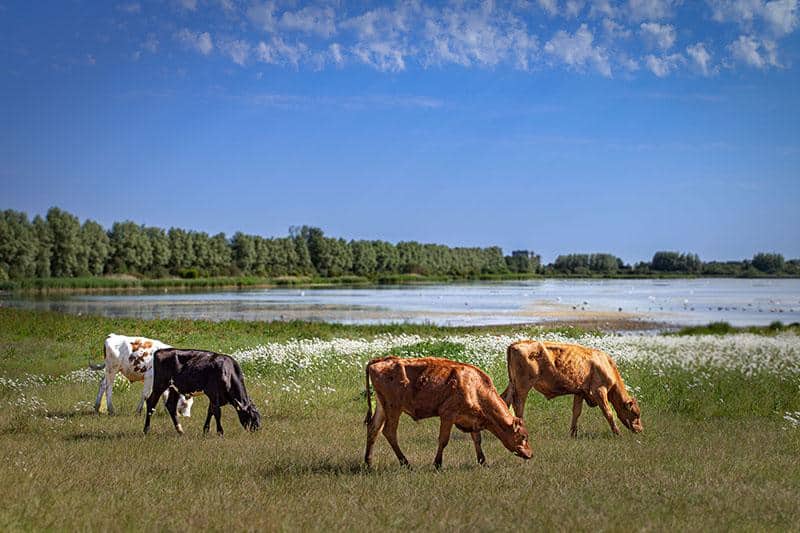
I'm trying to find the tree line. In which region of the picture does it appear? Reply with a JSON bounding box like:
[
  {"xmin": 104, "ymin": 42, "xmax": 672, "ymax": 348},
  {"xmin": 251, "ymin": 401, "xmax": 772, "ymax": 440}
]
[{"xmin": 1, "ymin": 208, "xmax": 798, "ymax": 281}]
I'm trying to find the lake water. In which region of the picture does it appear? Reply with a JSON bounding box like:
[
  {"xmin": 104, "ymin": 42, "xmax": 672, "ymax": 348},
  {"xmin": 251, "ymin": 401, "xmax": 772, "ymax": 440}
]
[{"xmin": 3, "ymin": 279, "xmax": 800, "ymax": 327}]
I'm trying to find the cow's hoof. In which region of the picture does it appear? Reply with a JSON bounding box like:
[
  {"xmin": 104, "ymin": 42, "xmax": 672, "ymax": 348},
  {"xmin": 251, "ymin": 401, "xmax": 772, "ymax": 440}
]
[{"xmin": 175, "ymin": 424, "xmax": 184, "ymax": 435}]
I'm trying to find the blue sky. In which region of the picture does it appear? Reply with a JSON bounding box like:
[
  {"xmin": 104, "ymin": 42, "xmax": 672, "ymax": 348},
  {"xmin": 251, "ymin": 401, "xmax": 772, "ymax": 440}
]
[{"xmin": 1, "ymin": 0, "xmax": 799, "ymax": 263}]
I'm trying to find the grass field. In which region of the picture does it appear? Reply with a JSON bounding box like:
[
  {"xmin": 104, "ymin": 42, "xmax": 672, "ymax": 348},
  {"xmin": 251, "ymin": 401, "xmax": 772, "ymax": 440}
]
[{"xmin": 1, "ymin": 309, "xmax": 799, "ymax": 531}]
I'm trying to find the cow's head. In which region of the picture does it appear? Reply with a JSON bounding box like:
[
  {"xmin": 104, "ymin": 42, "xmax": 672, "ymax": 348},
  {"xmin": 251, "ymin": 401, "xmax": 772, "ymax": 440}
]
[
  {"xmin": 510, "ymin": 416, "xmax": 533, "ymax": 459},
  {"xmin": 235, "ymin": 399, "xmax": 261, "ymax": 432},
  {"xmin": 618, "ymin": 397, "xmax": 643, "ymax": 433}
]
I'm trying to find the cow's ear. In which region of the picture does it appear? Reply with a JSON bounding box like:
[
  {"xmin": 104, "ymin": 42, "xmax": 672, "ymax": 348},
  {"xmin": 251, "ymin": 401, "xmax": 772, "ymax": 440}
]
[{"xmin": 626, "ymin": 399, "xmax": 635, "ymax": 409}]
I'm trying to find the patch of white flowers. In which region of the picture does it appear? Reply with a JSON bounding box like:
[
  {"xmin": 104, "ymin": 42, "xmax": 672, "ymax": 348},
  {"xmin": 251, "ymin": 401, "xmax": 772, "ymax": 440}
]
[
  {"xmin": 233, "ymin": 332, "xmax": 800, "ymax": 377},
  {"xmin": 783, "ymin": 411, "xmax": 800, "ymax": 428}
]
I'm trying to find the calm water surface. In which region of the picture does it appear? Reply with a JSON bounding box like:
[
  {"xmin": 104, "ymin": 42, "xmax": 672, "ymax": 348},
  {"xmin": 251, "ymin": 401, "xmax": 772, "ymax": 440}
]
[{"xmin": 4, "ymin": 279, "xmax": 800, "ymax": 327}]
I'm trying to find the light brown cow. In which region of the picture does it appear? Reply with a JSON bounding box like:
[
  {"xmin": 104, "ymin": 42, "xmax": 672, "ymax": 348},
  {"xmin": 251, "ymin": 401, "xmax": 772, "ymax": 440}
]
[
  {"xmin": 501, "ymin": 340, "xmax": 643, "ymax": 436},
  {"xmin": 364, "ymin": 356, "xmax": 532, "ymax": 469}
]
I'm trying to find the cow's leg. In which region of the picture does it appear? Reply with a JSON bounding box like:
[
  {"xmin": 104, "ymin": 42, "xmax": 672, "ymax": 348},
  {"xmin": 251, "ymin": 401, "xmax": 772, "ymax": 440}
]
[
  {"xmin": 596, "ymin": 387, "xmax": 620, "ymax": 435},
  {"xmin": 471, "ymin": 431, "xmax": 486, "ymax": 466},
  {"xmin": 382, "ymin": 407, "xmax": 409, "ymax": 467},
  {"xmin": 104, "ymin": 368, "xmax": 117, "ymax": 416},
  {"xmin": 511, "ymin": 383, "xmax": 530, "ymax": 419},
  {"xmin": 93, "ymin": 376, "xmax": 107, "ymax": 413},
  {"xmin": 570, "ymin": 394, "xmax": 583, "ymax": 437},
  {"xmin": 164, "ymin": 390, "xmax": 184, "ymax": 435},
  {"xmin": 203, "ymin": 404, "xmax": 213, "ymax": 435},
  {"xmin": 364, "ymin": 400, "xmax": 386, "ymax": 467},
  {"xmin": 433, "ymin": 418, "xmax": 453, "ymax": 469},
  {"xmin": 143, "ymin": 382, "xmax": 168, "ymax": 434},
  {"xmin": 212, "ymin": 403, "xmax": 223, "ymax": 436},
  {"xmin": 137, "ymin": 369, "xmax": 154, "ymax": 415}
]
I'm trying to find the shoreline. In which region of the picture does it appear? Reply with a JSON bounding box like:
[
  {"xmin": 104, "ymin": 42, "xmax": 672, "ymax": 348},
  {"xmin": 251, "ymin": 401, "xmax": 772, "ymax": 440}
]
[{"xmin": 3, "ymin": 273, "xmax": 800, "ymax": 295}]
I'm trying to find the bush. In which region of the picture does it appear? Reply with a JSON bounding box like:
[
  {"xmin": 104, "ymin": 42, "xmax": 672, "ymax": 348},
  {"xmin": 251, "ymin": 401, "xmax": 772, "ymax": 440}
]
[{"xmin": 178, "ymin": 268, "xmax": 200, "ymax": 279}]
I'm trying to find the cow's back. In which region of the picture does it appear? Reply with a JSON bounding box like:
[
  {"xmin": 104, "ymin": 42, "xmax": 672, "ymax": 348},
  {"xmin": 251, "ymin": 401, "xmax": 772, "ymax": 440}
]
[
  {"xmin": 370, "ymin": 357, "xmax": 496, "ymax": 420},
  {"xmin": 509, "ymin": 340, "xmax": 603, "ymax": 397},
  {"xmin": 106, "ymin": 334, "xmax": 170, "ymax": 381}
]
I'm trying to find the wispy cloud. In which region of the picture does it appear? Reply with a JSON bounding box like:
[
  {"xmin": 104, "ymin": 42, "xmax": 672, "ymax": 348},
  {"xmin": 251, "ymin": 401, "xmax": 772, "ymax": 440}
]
[
  {"xmin": 143, "ymin": 1, "xmax": 797, "ymax": 77},
  {"xmin": 243, "ymin": 93, "xmax": 446, "ymax": 110},
  {"xmin": 175, "ymin": 28, "xmax": 213, "ymax": 55}
]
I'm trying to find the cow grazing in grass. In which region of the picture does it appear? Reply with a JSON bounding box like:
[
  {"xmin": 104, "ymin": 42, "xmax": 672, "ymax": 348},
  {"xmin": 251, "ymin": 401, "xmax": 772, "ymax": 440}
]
[
  {"xmin": 364, "ymin": 356, "xmax": 532, "ymax": 469},
  {"xmin": 91, "ymin": 334, "xmax": 193, "ymax": 417},
  {"xmin": 501, "ymin": 340, "xmax": 643, "ymax": 436},
  {"xmin": 143, "ymin": 348, "xmax": 261, "ymax": 435}
]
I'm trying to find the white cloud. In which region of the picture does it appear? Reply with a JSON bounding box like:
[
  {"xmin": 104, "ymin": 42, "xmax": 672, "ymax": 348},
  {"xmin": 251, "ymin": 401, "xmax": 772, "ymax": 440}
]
[
  {"xmin": 729, "ymin": 34, "xmax": 780, "ymax": 67},
  {"xmin": 142, "ymin": 33, "xmax": 159, "ymax": 53},
  {"xmin": 280, "ymin": 6, "xmax": 336, "ymax": 37},
  {"xmin": 255, "ymin": 36, "xmax": 308, "ymax": 66},
  {"xmin": 627, "ymin": 0, "xmax": 679, "ymax": 20},
  {"xmin": 154, "ymin": 1, "xmax": 793, "ymax": 76},
  {"xmin": 248, "ymin": 1, "xmax": 278, "ymax": 33},
  {"xmin": 544, "ymin": 24, "xmax": 612, "ymax": 76},
  {"xmin": 538, "ymin": 0, "xmax": 559, "ymax": 16},
  {"xmin": 220, "ymin": 39, "xmax": 250, "ymax": 65},
  {"xmin": 763, "ymin": 0, "xmax": 798, "ymax": 35},
  {"xmin": 352, "ymin": 40, "xmax": 407, "ymax": 72},
  {"xmin": 117, "ymin": 3, "xmax": 141, "ymax": 14},
  {"xmin": 640, "ymin": 22, "xmax": 676, "ymax": 49},
  {"xmin": 421, "ymin": 4, "xmax": 537, "ymax": 69},
  {"xmin": 644, "ymin": 52, "xmax": 683, "ymax": 76},
  {"xmin": 618, "ymin": 53, "xmax": 640, "ymax": 70},
  {"xmin": 602, "ymin": 18, "xmax": 632, "ymax": 38},
  {"xmin": 686, "ymin": 42, "xmax": 713, "ymax": 74},
  {"xmin": 175, "ymin": 29, "xmax": 214, "ymax": 55},
  {"xmin": 589, "ymin": 0, "xmax": 617, "ymax": 17},
  {"xmin": 176, "ymin": 0, "xmax": 197, "ymax": 11},
  {"xmin": 708, "ymin": 0, "xmax": 764, "ymax": 23},
  {"xmin": 329, "ymin": 43, "xmax": 344, "ymax": 65},
  {"xmin": 565, "ymin": 0, "xmax": 587, "ymax": 17},
  {"xmin": 341, "ymin": 5, "xmax": 413, "ymax": 40},
  {"xmin": 708, "ymin": 0, "xmax": 797, "ymax": 35}
]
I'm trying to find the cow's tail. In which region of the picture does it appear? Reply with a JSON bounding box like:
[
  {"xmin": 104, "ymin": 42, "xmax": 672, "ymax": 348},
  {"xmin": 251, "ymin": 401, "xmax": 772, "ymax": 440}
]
[
  {"xmin": 364, "ymin": 362, "xmax": 373, "ymax": 425},
  {"xmin": 89, "ymin": 340, "xmax": 106, "ymax": 370},
  {"xmin": 500, "ymin": 344, "xmax": 516, "ymax": 409}
]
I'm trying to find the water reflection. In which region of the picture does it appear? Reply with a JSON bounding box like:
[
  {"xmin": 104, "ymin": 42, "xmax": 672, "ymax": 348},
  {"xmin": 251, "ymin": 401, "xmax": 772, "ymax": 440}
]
[{"xmin": 3, "ymin": 279, "xmax": 799, "ymax": 327}]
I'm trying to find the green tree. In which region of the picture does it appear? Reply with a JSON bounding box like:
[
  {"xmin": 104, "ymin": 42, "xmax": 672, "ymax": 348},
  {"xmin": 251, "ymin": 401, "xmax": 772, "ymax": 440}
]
[
  {"xmin": 0, "ymin": 210, "xmax": 36, "ymax": 279},
  {"xmin": 752, "ymin": 253, "xmax": 785, "ymax": 274},
  {"xmin": 373, "ymin": 241, "xmax": 399, "ymax": 273},
  {"xmin": 108, "ymin": 221, "xmax": 152, "ymax": 274},
  {"xmin": 232, "ymin": 232, "xmax": 256, "ymax": 274},
  {"xmin": 351, "ymin": 240, "xmax": 378, "ymax": 277},
  {"xmin": 46, "ymin": 207, "xmax": 82, "ymax": 277},
  {"xmin": 32, "ymin": 215, "xmax": 52, "ymax": 278},
  {"xmin": 167, "ymin": 228, "xmax": 196, "ymax": 274},
  {"xmin": 79, "ymin": 220, "xmax": 110, "ymax": 276},
  {"xmin": 209, "ymin": 233, "xmax": 232, "ymax": 276},
  {"xmin": 146, "ymin": 227, "xmax": 171, "ymax": 276}
]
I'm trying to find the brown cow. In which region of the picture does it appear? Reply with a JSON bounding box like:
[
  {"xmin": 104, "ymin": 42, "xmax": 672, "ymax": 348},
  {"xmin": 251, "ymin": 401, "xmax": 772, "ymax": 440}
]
[
  {"xmin": 501, "ymin": 340, "xmax": 643, "ymax": 436},
  {"xmin": 364, "ymin": 356, "xmax": 532, "ymax": 469}
]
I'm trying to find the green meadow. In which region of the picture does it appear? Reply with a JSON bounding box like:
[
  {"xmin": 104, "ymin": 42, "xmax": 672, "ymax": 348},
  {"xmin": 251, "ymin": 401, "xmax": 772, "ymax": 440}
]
[{"xmin": 0, "ymin": 309, "xmax": 798, "ymax": 531}]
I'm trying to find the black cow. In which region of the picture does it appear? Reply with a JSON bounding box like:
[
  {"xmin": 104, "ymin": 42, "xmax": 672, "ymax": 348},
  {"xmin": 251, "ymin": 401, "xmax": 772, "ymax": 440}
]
[{"xmin": 143, "ymin": 348, "xmax": 261, "ymax": 435}]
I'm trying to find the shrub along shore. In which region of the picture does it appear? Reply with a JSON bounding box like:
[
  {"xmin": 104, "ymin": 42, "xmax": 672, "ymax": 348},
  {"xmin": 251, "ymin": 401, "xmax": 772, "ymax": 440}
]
[{"xmin": 3, "ymin": 270, "xmax": 800, "ymax": 293}]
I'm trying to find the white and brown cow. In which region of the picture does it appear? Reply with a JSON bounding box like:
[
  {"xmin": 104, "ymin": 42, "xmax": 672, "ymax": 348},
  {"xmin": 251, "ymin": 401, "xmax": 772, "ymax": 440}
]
[{"xmin": 91, "ymin": 334, "xmax": 193, "ymax": 417}]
